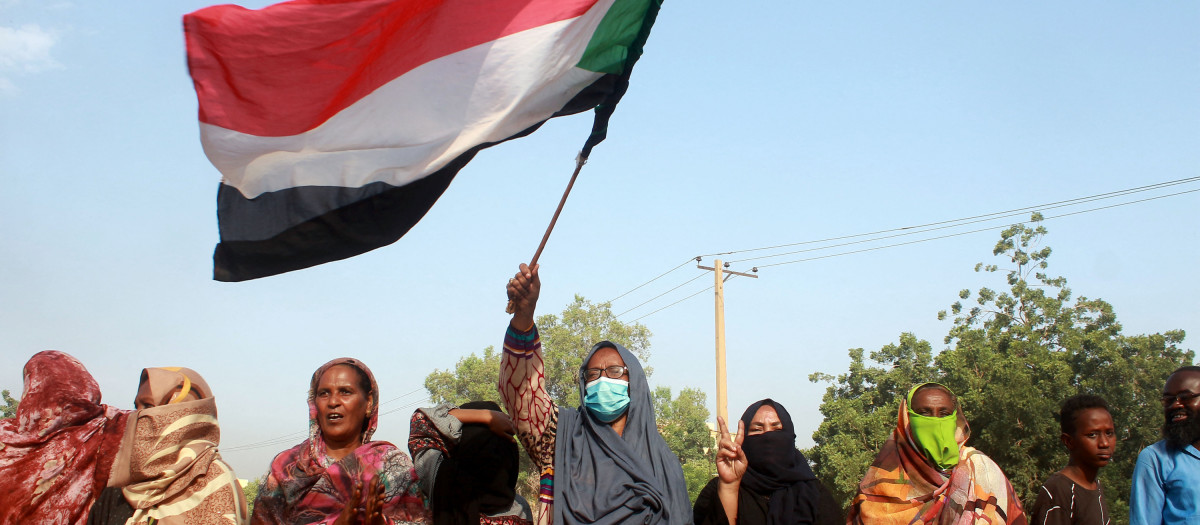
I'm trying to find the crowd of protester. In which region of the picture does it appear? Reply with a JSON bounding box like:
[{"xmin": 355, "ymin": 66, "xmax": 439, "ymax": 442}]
[{"xmin": 1, "ymin": 264, "xmax": 1197, "ymax": 524}]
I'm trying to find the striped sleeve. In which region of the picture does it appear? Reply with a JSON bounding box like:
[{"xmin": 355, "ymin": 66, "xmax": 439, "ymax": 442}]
[{"xmin": 499, "ymin": 323, "xmax": 558, "ymax": 525}]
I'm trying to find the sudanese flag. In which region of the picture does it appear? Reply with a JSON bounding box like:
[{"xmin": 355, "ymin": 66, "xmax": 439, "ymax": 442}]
[{"xmin": 184, "ymin": 0, "xmax": 662, "ymax": 281}]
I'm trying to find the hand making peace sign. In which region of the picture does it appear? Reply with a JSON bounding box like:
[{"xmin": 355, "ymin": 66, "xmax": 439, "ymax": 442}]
[{"xmin": 715, "ymin": 415, "xmax": 748, "ymax": 485}]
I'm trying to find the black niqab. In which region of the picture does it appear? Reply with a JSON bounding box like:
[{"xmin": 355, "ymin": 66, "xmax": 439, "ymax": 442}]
[{"xmin": 738, "ymin": 399, "xmax": 821, "ymax": 525}]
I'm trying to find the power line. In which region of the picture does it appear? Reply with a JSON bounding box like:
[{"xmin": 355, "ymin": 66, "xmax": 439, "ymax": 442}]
[
  {"xmin": 223, "ymin": 387, "xmax": 428, "ymax": 452},
  {"xmin": 621, "ymin": 185, "xmax": 1198, "ymax": 321},
  {"xmin": 699, "ymin": 176, "xmax": 1199, "ymax": 259},
  {"xmin": 616, "ymin": 272, "xmax": 707, "ymax": 317},
  {"xmin": 756, "ymin": 188, "xmax": 1199, "ymax": 269},
  {"xmin": 378, "ymin": 387, "xmax": 424, "ymax": 406},
  {"xmin": 223, "ymin": 430, "xmax": 307, "ymax": 452},
  {"xmin": 631, "ymin": 275, "xmax": 744, "ymax": 323},
  {"xmin": 632, "ymin": 284, "xmax": 715, "ymax": 322},
  {"xmin": 379, "ymin": 397, "xmax": 432, "ymax": 417},
  {"xmin": 726, "ymin": 184, "xmax": 1167, "ymax": 264},
  {"xmin": 607, "ymin": 257, "xmax": 697, "ymax": 303}
]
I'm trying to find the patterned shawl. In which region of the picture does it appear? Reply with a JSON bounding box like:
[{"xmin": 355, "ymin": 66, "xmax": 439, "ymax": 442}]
[
  {"xmin": 847, "ymin": 393, "xmax": 1027, "ymax": 525},
  {"xmin": 109, "ymin": 367, "xmax": 247, "ymax": 524},
  {"xmin": 250, "ymin": 358, "xmax": 427, "ymax": 524},
  {"xmin": 0, "ymin": 351, "xmax": 129, "ymax": 525}
]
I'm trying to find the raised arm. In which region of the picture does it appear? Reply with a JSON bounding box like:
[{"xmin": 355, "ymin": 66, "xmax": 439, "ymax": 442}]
[{"xmin": 499, "ymin": 264, "xmax": 557, "ymax": 467}]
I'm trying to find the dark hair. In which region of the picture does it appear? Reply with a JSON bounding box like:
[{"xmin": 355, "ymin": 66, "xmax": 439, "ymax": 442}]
[
  {"xmin": 912, "ymin": 383, "xmax": 957, "ymax": 406},
  {"xmin": 461, "ymin": 400, "xmax": 502, "ymax": 412},
  {"xmin": 1060, "ymin": 394, "xmax": 1110, "ymax": 435},
  {"xmin": 1170, "ymin": 365, "xmax": 1200, "ymax": 378}
]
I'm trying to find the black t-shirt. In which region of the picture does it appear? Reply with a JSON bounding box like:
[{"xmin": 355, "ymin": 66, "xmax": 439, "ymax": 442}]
[{"xmin": 1029, "ymin": 472, "xmax": 1110, "ymax": 525}]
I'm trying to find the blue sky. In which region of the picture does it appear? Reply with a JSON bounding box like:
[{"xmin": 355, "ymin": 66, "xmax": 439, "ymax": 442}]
[{"xmin": 2, "ymin": 0, "xmax": 1197, "ymax": 480}]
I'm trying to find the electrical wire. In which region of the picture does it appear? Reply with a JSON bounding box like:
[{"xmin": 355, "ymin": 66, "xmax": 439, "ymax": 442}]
[
  {"xmin": 223, "ymin": 387, "xmax": 428, "ymax": 452},
  {"xmin": 615, "ymin": 272, "xmax": 706, "ymax": 317},
  {"xmin": 755, "ymin": 188, "xmax": 1199, "ymax": 268},
  {"xmin": 699, "ymin": 176, "xmax": 1199, "ymax": 259},
  {"xmin": 607, "ymin": 257, "xmax": 697, "ymax": 303},
  {"xmin": 621, "ymin": 185, "xmax": 1198, "ymax": 321},
  {"xmin": 726, "ymin": 186, "xmax": 1133, "ymax": 264},
  {"xmin": 632, "ymin": 284, "xmax": 715, "ymax": 322}
]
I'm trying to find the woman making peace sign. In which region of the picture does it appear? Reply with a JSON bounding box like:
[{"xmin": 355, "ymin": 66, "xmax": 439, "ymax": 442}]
[{"xmin": 693, "ymin": 399, "xmax": 840, "ymax": 525}]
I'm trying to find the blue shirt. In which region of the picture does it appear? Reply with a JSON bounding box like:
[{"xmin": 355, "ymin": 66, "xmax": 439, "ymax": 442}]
[{"xmin": 1130, "ymin": 440, "xmax": 1200, "ymax": 525}]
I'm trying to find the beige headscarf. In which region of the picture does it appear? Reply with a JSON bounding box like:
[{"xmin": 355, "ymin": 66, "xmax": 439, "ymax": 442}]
[{"xmin": 110, "ymin": 367, "xmax": 248, "ymax": 525}]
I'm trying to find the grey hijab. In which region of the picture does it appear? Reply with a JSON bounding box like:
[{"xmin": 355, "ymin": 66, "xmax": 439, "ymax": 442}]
[{"xmin": 553, "ymin": 341, "xmax": 692, "ymax": 524}]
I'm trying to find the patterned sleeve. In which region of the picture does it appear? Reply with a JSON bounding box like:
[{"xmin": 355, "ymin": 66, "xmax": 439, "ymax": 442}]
[
  {"xmin": 499, "ymin": 323, "xmax": 559, "ymax": 470},
  {"xmin": 407, "ymin": 404, "xmax": 461, "ymax": 499},
  {"xmin": 249, "ymin": 451, "xmax": 292, "ymax": 525},
  {"xmin": 379, "ymin": 447, "xmax": 432, "ymax": 524}
]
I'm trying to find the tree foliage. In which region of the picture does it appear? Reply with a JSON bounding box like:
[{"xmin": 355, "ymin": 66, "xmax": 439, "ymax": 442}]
[
  {"xmin": 424, "ymin": 296, "xmax": 710, "ymax": 503},
  {"xmin": 425, "ymin": 346, "xmax": 505, "ymax": 407},
  {"xmin": 805, "ymin": 334, "xmax": 936, "ymax": 505},
  {"xmin": 242, "ymin": 477, "xmax": 261, "ymax": 514},
  {"xmin": 809, "ymin": 215, "xmax": 1192, "ymax": 515},
  {"xmin": 654, "ymin": 386, "xmax": 715, "ymax": 501},
  {"xmin": 1, "ymin": 389, "xmax": 18, "ymax": 419}
]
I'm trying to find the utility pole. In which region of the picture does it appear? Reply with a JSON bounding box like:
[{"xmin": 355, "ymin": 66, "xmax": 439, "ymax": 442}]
[{"xmin": 696, "ymin": 258, "xmax": 757, "ymax": 431}]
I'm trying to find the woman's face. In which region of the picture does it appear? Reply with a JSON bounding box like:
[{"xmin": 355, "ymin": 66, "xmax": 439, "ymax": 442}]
[
  {"xmin": 315, "ymin": 364, "xmax": 371, "ymax": 447},
  {"xmin": 911, "ymin": 387, "xmax": 955, "ymax": 418},
  {"xmin": 747, "ymin": 405, "xmax": 784, "ymax": 435},
  {"xmin": 585, "ymin": 347, "xmax": 629, "ymax": 382}
]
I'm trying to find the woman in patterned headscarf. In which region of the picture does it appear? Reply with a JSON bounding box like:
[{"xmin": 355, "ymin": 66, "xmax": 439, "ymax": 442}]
[
  {"xmin": 848, "ymin": 383, "xmax": 1027, "ymax": 525},
  {"xmin": 0, "ymin": 351, "xmax": 129, "ymax": 525},
  {"xmin": 88, "ymin": 367, "xmax": 248, "ymax": 525},
  {"xmin": 250, "ymin": 357, "xmax": 427, "ymax": 525}
]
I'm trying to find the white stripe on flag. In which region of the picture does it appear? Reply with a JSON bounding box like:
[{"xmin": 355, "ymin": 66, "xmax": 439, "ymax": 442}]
[{"xmin": 202, "ymin": 0, "xmax": 613, "ymax": 199}]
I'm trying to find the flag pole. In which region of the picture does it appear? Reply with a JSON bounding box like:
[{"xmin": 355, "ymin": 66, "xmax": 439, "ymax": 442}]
[{"xmin": 506, "ymin": 154, "xmax": 587, "ymax": 313}]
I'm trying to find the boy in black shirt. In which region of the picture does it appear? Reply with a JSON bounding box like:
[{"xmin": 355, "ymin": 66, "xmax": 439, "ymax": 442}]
[{"xmin": 1030, "ymin": 394, "xmax": 1116, "ymax": 525}]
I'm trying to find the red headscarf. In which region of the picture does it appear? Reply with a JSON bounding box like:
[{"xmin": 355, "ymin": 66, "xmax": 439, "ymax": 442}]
[{"xmin": 0, "ymin": 351, "xmax": 130, "ymax": 525}]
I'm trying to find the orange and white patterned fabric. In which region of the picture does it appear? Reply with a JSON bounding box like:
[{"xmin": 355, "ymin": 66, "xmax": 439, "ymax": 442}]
[
  {"xmin": 848, "ymin": 398, "xmax": 1026, "ymax": 525},
  {"xmin": 112, "ymin": 367, "xmax": 247, "ymax": 525}
]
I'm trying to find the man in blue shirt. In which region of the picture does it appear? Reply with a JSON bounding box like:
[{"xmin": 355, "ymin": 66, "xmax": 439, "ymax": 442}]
[{"xmin": 1130, "ymin": 365, "xmax": 1200, "ymax": 525}]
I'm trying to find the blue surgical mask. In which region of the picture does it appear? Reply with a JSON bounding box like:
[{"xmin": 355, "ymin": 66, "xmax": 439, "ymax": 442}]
[{"xmin": 584, "ymin": 377, "xmax": 630, "ymax": 422}]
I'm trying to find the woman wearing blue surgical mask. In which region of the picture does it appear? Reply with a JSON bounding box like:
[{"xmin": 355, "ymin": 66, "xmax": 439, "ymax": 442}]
[{"xmin": 500, "ymin": 263, "xmax": 691, "ymax": 525}]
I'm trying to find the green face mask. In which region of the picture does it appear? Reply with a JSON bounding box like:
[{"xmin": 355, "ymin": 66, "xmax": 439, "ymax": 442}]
[{"xmin": 907, "ymin": 384, "xmax": 960, "ymax": 470}]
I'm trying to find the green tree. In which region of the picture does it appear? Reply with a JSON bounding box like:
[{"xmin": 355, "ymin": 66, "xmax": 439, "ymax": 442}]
[
  {"xmin": 806, "ymin": 334, "xmax": 937, "ymax": 505},
  {"xmin": 810, "ymin": 214, "xmax": 1192, "ymax": 514},
  {"xmin": 424, "ymin": 345, "xmax": 505, "ymax": 407},
  {"xmin": 1, "ymin": 390, "xmax": 18, "ymax": 418},
  {"xmin": 653, "ymin": 386, "xmax": 715, "ymax": 501},
  {"xmin": 424, "ymin": 344, "xmax": 541, "ymax": 500},
  {"xmin": 242, "ymin": 477, "xmax": 261, "ymax": 513}
]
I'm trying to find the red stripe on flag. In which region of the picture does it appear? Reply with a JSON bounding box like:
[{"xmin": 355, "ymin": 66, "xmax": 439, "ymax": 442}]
[{"xmin": 185, "ymin": 0, "xmax": 597, "ymax": 137}]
